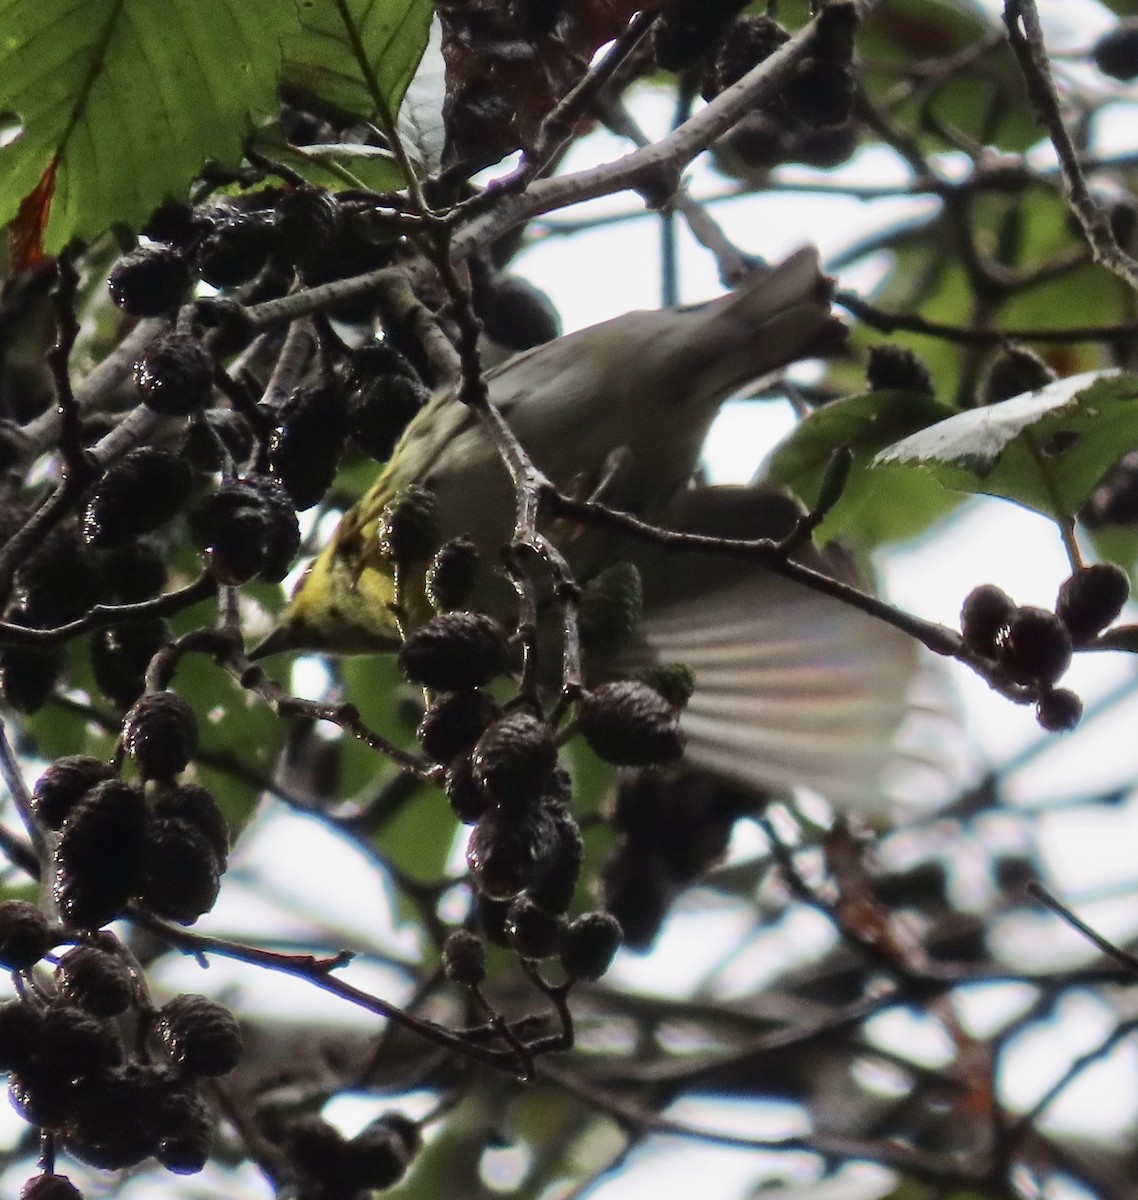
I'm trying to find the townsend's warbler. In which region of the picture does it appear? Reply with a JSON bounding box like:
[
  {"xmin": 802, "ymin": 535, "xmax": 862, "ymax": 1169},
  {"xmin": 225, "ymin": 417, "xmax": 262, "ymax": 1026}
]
[{"xmin": 258, "ymin": 248, "xmax": 919, "ymax": 810}]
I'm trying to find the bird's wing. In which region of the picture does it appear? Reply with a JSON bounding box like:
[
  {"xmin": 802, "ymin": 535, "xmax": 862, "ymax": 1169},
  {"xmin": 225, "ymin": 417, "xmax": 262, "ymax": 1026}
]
[
  {"xmin": 625, "ymin": 484, "xmax": 950, "ymax": 817},
  {"xmin": 638, "ymin": 573, "xmax": 920, "ymax": 814}
]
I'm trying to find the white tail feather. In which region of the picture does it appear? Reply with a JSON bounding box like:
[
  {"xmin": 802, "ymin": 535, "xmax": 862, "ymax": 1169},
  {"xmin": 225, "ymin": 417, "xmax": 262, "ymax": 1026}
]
[{"xmin": 638, "ymin": 575, "xmax": 930, "ymax": 814}]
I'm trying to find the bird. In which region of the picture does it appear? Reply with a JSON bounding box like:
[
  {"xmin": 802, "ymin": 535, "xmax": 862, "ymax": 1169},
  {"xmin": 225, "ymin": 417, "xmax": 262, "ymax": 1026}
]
[{"xmin": 255, "ymin": 247, "xmax": 921, "ymax": 813}]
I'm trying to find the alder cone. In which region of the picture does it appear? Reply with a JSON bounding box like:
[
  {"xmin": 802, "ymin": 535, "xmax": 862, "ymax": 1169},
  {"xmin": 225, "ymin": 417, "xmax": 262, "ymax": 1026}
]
[
  {"xmin": 466, "ymin": 804, "xmax": 558, "ymax": 900},
  {"xmin": 0, "ymin": 901, "xmax": 52, "ymax": 971},
  {"xmin": 108, "ymin": 245, "xmax": 191, "ymax": 316},
  {"xmin": 82, "ymin": 448, "xmax": 194, "ymax": 548},
  {"xmin": 577, "ymin": 681, "xmax": 685, "ymax": 767},
  {"xmin": 122, "ymin": 690, "xmax": 198, "ymax": 780},
  {"xmin": 561, "ymin": 911, "xmax": 623, "ymax": 980},
  {"xmin": 53, "ymin": 781, "xmax": 147, "ymax": 930},
  {"xmin": 418, "ymin": 689, "xmax": 500, "ymax": 763},
  {"xmin": 133, "ymin": 332, "xmax": 215, "ymax": 416},
  {"xmin": 442, "ymin": 929, "xmax": 486, "ymax": 985},
  {"xmin": 32, "ymin": 755, "xmax": 116, "ymax": 831},
  {"xmin": 20, "ymin": 1175, "xmax": 85, "ymax": 1200},
  {"xmin": 398, "ymin": 612, "xmax": 511, "ymax": 689},
  {"xmin": 1055, "ymin": 563, "xmax": 1130, "ymax": 641},
  {"xmin": 138, "ymin": 818, "xmax": 222, "ymax": 925},
  {"xmin": 995, "ymin": 607, "xmax": 1072, "ymax": 687},
  {"xmin": 56, "ymin": 945, "xmax": 135, "ymax": 1017},
  {"xmin": 471, "ymin": 711, "xmax": 558, "ymax": 807},
  {"xmin": 155, "ymin": 993, "xmax": 242, "ymax": 1077}
]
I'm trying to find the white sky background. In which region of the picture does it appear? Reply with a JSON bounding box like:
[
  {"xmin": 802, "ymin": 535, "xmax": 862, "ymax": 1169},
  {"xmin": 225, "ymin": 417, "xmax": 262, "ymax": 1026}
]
[{"xmin": 8, "ymin": 3, "xmax": 1138, "ymax": 1199}]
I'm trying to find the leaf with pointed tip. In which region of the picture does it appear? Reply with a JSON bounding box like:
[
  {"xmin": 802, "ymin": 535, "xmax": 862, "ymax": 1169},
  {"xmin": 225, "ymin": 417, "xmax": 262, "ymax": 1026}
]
[
  {"xmin": 281, "ymin": 0, "xmax": 433, "ymax": 138},
  {"xmin": 0, "ymin": 0, "xmax": 293, "ymax": 251},
  {"xmin": 872, "ymin": 372, "xmax": 1138, "ymax": 519},
  {"xmin": 764, "ymin": 389, "xmax": 959, "ymax": 546}
]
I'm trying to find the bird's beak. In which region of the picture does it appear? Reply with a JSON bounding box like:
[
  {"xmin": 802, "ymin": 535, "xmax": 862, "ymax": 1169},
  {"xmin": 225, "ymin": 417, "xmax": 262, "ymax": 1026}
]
[{"xmin": 247, "ymin": 627, "xmax": 297, "ymax": 661}]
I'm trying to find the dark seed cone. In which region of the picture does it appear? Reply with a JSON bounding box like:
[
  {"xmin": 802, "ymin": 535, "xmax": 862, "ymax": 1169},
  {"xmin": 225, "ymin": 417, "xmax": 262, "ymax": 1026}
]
[
  {"xmin": 1036, "ymin": 687, "xmax": 1083, "ymax": 732},
  {"xmin": 866, "ymin": 343, "xmax": 935, "ymax": 397},
  {"xmin": 133, "ymin": 332, "xmax": 215, "ymax": 416},
  {"xmin": 577, "ymin": 681, "xmax": 685, "ymax": 767},
  {"xmin": 273, "ymin": 188, "xmax": 342, "ymax": 272},
  {"xmin": 703, "ymin": 13, "xmax": 790, "ymax": 99},
  {"xmin": 0, "ymin": 900, "xmax": 52, "ymax": 970},
  {"xmin": 192, "ymin": 475, "xmax": 300, "ymax": 584},
  {"xmin": 418, "ymin": 689, "xmax": 501, "ymax": 763},
  {"xmin": 525, "ymin": 803, "xmax": 583, "ymax": 915},
  {"xmin": 960, "ymin": 584, "xmax": 1016, "ymax": 657},
  {"xmin": 471, "ymin": 711, "xmax": 558, "ymax": 808},
  {"xmin": 981, "ymin": 345, "xmax": 1057, "ymax": 405},
  {"xmin": 347, "ymin": 1118, "xmax": 414, "ymax": 1190},
  {"xmin": 268, "ymin": 384, "xmax": 350, "ymax": 511},
  {"xmin": 138, "ymin": 817, "xmax": 222, "ymax": 925},
  {"xmin": 442, "ymin": 928, "xmax": 486, "ymax": 985},
  {"xmin": 145, "ymin": 198, "xmax": 200, "ymax": 246},
  {"xmin": 0, "ymin": 644, "xmax": 63, "ymax": 715},
  {"xmin": 348, "ymin": 372, "xmax": 430, "ymax": 463},
  {"xmin": 154, "ymin": 993, "xmax": 242, "ymax": 1077},
  {"xmin": 56, "ymin": 945, "xmax": 135, "ymax": 1017},
  {"xmin": 446, "ymin": 756, "xmax": 492, "ymax": 825},
  {"xmin": 284, "ymin": 1114, "xmax": 350, "ymax": 1184},
  {"xmin": 1093, "ymin": 19, "xmax": 1138, "ymax": 81},
  {"xmin": 466, "ymin": 804, "xmax": 558, "ymax": 900},
  {"xmin": 425, "ymin": 536, "xmax": 481, "ymax": 612},
  {"xmin": 155, "ymin": 1084, "xmax": 214, "ymax": 1174},
  {"xmin": 37, "ymin": 1005, "xmax": 123, "ymax": 1075},
  {"xmin": 63, "ymin": 1061, "xmax": 186, "ymax": 1170},
  {"xmin": 474, "ymin": 271, "xmax": 561, "ymax": 351},
  {"xmin": 82, "ymin": 448, "xmax": 194, "ymax": 548},
  {"xmin": 996, "ymin": 607, "xmax": 1073, "ymax": 687},
  {"xmin": 52, "ymin": 780, "xmax": 147, "ymax": 930},
  {"xmin": 108, "ymin": 245, "xmax": 192, "ymax": 317},
  {"xmin": 153, "ymin": 782, "xmax": 229, "ymax": 862},
  {"xmin": 398, "ymin": 612, "xmax": 511, "ymax": 690},
  {"xmin": 0, "ymin": 1000, "xmax": 45, "ymax": 1072},
  {"xmin": 784, "ymin": 60, "xmax": 856, "ymax": 128},
  {"xmin": 560, "ymin": 911, "xmax": 623, "ymax": 980},
  {"xmin": 1055, "ymin": 563, "xmax": 1130, "ymax": 641},
  {"xmin": 122, "ymin": 690, "xmax": 199, "ymax": 780},
  {"xmin": 379, "ymin": 485, "xmax": 440, "ymax": 566},
  {"xmin": 504, "ymin": 895, "xmax": 565, "ymax": 959},
  {"xmin": 90, "ymin": 618, "xmax": 170, "ymax": 710},
  {"xmin": 32, "ymin": 755, "xmax": 116, "ymax": 831},
  {"xmin": 195, "ymin": 213, "xmax": 276, "ymax": 288},
  {"xmin": 15, "ymin": 526, "xmax": 101, "ymax": 626},
  {"xmin": 96, "ymin": 539, "xmax": 167, "ymax": 603}
]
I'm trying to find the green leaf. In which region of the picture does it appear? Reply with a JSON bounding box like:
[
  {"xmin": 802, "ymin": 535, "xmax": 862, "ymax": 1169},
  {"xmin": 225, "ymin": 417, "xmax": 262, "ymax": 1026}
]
[
  {"xmin": 172, "ymin": 654, "xmax": 287, "ymax": 838},
  {"xmin": 872, "ymin": 371, "xmax": 1138, "ymax": 519},
  {"xmin": 281, "ymin": 0, "xmax": 433, "ymax": 133},
  {"xmin": 858, "ymin": 0, "xmax": 1038, "ymax": 153},
  {"xmin": 338, "ymin": 653, "xmax": 456, "ymax": 883},
  {"xmin": 0, "ymin": 0, "xmax": 294, "ymax": 250},
  {"xmin": 764, "ymin": 389, "xmax": 960, "ymax": 546},
  {"xmin": 247, "ymin": 125, "xmax": 407, "ymax": 193}
]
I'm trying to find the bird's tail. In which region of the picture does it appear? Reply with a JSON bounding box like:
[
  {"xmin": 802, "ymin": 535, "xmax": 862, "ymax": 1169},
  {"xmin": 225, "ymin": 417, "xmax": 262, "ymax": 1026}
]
[
  {"xmin": 625, "ymin": 485, "xmax": 960, "ymax": 820},
  {"xmin": 668, "ymin": 247, "xmax": 846, "ymax": 405}
]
